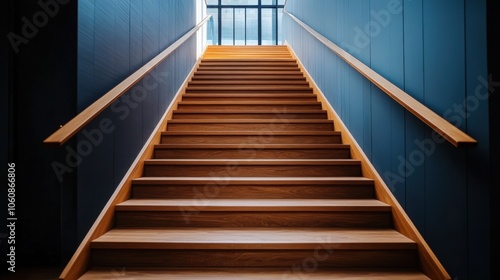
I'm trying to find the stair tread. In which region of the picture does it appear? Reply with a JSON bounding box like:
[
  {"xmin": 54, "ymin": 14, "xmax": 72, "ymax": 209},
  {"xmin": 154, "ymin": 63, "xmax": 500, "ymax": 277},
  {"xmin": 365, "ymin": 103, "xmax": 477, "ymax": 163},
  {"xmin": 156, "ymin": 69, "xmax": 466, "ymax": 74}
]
[
  {"xmin": 167, "ymin": 119, "xmax": 332, "ymax": 124},
  {"xmin": 91, "ymin": 228, "xmax": 416, "ymax": 250},
  {"xmin": 80, "ymin": 268, "xmax": 430, "ymax": 280},
  {"xmin": 173, "ymin": 109, "xmax": 326, "ymax": 113},
  {"xmin": 188, "ymin": 80, "xmax": 307, "ymax": 84},
  {"xmin": 144, "ymin": 159, "xmax": 361, "ymax": 165},
  {"xmin": 182, "ymin": 94, "xmax": 315, "ymax": 97},
  {"xmin": 193, "ymin": 71, "xmax": 304, "ymax": 75},
  {"xmin": 132, "ymin": 177, "xmax": 374, "ymax": 185},
  {"xmin": 192, "ymin": 75, "xmax": 306, "ymax": 80},
  {"xmin": 154, "ymin": 144, "xmax": 349, "ymax": 149},
  {"xmin": 162, "ymin": 131, "xmax": 341, "ymax": 136},
  {"xmin": 178, "ymin": 101, "xmax": 319, "ymax": 105},
  {"xmin": 116, "ymin": 199, "xmax": 390, "ymax": 211}
]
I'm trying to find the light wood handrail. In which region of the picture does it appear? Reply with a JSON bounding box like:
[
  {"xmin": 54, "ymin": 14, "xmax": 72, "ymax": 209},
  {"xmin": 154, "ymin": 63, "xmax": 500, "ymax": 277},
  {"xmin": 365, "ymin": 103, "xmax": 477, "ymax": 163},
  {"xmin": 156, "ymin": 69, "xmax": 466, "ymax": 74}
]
[
  {"xmin": 44, "ymin": 15, "xmax": 211, "ymax": 145},
  {"xmin": 283, "ymin": 10, "xmax": 477, "ymax": 148}
]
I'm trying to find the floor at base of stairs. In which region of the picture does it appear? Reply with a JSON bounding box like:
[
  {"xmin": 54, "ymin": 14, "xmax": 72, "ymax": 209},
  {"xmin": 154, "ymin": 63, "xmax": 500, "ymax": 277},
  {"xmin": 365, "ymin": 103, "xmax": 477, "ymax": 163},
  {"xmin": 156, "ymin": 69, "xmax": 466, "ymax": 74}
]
[{"xmin": 80, "ymin": 267, "xmax": 431, "ymax": 280}]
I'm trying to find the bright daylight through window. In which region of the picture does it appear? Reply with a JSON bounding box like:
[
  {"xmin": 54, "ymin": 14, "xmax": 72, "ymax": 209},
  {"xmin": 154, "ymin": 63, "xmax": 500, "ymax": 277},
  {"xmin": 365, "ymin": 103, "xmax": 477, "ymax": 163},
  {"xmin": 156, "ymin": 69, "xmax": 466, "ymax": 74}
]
[{"xmin": 206, "ymin": 0, "xmax": 285, "ymax": 45}]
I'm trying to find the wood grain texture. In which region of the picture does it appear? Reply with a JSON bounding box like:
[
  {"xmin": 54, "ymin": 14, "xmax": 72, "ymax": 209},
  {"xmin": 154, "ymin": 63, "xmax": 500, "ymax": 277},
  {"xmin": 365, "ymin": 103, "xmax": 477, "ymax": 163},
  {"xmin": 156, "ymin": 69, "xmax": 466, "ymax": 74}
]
[
  {"xmin": 90, "ymin": 249, "xmax": 417, "ymax": 268},
  {"xmin": 153, "ymin": 144, "xmax": 350, "ymax": 159},
  {"xmin": 131, "ymin": 177, "xmax": 375, "ymax": 199},
  {"xmin": 181, "ymin": 94, "xmax": 318, "ymax": 102},
  {"xmin": 91, "ymin": 228, "xmax": 416, "ymax": 250},
  {"xmin": 171, "ymin": 110, "xmax": 328, "ymax": 119},
  {"xmin": 115, "ymin": 212, "xmax": 392, "ymax": 228},
  {"xmin": 143, "ymin": 159, "xmax": 362, "ymax": 177},
  {"xmin": 160, "ymin": 131, "xmax": 343, "ymax": 144},
  {"xmin": 80, "ymin": 268, "xmax": 430, "ymax": 280}
]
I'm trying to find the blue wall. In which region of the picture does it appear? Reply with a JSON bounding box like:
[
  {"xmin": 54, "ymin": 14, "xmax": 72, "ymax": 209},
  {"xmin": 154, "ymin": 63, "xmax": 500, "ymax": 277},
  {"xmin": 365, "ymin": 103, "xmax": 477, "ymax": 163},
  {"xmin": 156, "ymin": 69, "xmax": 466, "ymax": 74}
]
[
  {"xmin": 283, "ymin": 0, "xmax": 490, "ymax": 279},
  {"xmin": 73, "ymin": 0, "xmax": 198, "ymax": 241}
]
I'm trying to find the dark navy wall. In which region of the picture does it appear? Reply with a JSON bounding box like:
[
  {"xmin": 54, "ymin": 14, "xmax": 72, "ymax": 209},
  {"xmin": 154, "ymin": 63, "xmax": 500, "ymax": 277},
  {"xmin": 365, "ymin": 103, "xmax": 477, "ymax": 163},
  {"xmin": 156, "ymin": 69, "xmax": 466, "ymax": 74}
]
[
  {"xmin": 487, "ymin": 1, "xmax": 500, "ymax": 280},
  {"xmin": 74, "ymin": 0, "xmax": 198, "ymax": 241},
  {"xmin": 3, "ymin": 0, "xmax": 78, "ymax": 272},
  {"xmin": 283, "ymin": 0, "xmax": 490, "ymax": 279}
]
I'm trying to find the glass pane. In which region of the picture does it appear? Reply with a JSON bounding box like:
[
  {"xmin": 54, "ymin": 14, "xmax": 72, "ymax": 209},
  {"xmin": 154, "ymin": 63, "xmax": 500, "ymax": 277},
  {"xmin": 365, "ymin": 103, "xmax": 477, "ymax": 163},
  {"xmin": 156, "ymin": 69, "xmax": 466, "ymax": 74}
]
[
  {"xmin": 261, "ymin": 8, "xmax": 277, "ymax": 45},
  {"xmin": 222, "ymin": 0, "xmax": 258, "ymax": 5},
  {"xmin": 278, "ymin": 0, "xmax": 285, "ymax": 5},
  {"xmin": 206, "ymin": 0, "xmax": 219, "ymax": 5},
  {"xmin": 246, "ymin": 8, "xmax": 258, "ymax": 45},
  {"xmin": 234, "ymin": 8, "xmax": 245, "ymax": 45},
  {"xmin": 277, "ymin": 8, "xmax": 283, "ymax": 45},
  {"xmin": 207, "ymin": 8, "xmax": 219, "ymax": 45},
  {"xmin": 221, "ymin": 8, "xmax": 234, "ymax": 45},
  {"xmin": 261, "ymin": 0, "xmax": 276, "ymax": 5}
]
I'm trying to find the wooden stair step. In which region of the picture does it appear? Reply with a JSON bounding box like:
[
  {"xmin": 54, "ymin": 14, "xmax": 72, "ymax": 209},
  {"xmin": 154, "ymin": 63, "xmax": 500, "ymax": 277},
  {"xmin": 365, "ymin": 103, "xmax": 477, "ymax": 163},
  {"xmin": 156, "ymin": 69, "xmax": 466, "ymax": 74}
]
[
  {"xmin": 192, "ymin": 70, "xmax": 303, "ymax": 75},
  {"xmin": 91, "ymin": 228, "xmax": 416, "ymax": 250},
  {"xmin": 200, "ymin": 61, "xmax": 298, "ymax": 66},
  {"xmin": 197, "ymin": 66, "xmax": 300, "ymax": 71},
  {"xmin": 201, "ymin": 58, "xmax": 297, "ymax": 62},
  {"xmin": 114, "ymin": 199, "xmax": 391, "ymax": 228},
  {"xmin": 153, "ymin": 144, "xmax": 350, "ymax": 159},
  {"xmin": 171, "ymin": 110, "xmax": 328, "ymax": 119},
  {"xmin": 176, "ymin": 101, "xmax": 321, "ymax": 110},
  {"xmin": 188, "ymin": 80, "xmax": 308, "ymax": 85},
  {"xmin": 181, "ymin": 94, "xmax": 317, "ymax": 102},
  {"xmin": 80, "ymin": 268, "xmax": 431, "ymax": 280},
  {"xmin": 142, "ymin": 159, "xmax": 362, "ymax": 177},
  {"xmin": 166, "ymin": 119, "xmax": 334, "ymax": 132},
  {"xmin": 131, "ymin": 177, "xmax": 375, "ymax": 199},
  {"xmin": 90, "ymin": 228, "xmax": 417, "ymax": 268},
  {"xmin": 185, "ymin": 85, "xmax": 311, "ymax": 91},
  {"xmin": 161, "ymin": 131, "xmax": 343, "ymax": 144},
  {"xmin": 192, "ymin": 74, "xmax": 306, "ymax": 80},
  {"xmin": 116, "ymin": 199, "xmax": 390, "ymax": 211}
]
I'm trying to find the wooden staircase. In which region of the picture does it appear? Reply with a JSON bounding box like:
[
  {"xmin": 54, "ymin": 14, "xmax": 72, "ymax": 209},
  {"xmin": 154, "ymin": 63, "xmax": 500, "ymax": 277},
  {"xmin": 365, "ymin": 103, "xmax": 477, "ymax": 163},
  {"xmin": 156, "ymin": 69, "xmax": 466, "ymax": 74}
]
[{"xmin": 77, "ymin": 46, "xmax": 434, "ymax": 279}]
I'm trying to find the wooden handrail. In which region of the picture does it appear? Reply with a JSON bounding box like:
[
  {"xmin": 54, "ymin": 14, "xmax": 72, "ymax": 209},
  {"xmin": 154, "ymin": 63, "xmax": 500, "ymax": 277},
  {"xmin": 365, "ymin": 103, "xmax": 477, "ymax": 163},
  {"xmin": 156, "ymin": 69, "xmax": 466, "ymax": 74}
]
[
  {"xmin": 283, "ymin": 10, "xmax": 477, "ymax": 147},
  {"xmin": 44, "ymin": 15, "xmax": 212, "ymax": 145}
]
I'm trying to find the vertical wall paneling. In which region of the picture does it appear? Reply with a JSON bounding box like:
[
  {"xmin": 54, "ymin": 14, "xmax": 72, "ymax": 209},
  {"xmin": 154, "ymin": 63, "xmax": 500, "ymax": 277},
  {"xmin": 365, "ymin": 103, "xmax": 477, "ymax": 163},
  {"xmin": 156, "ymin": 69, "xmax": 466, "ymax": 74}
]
[
  {"xmin": 422, "ymin": 1, "xmax": 468, "ymax": 278},
  {"xmin": 369, "ymin": 0, "xmax": 406, "ymax": 205},
  {"xmin": 403, "ymin": 0, "xmax": 426, "ymax": 234},
  {"xmin": 283, "ymin": 0, "xmax": 490, "ymax": 279},
  {"xmin": 77, "ymin": 0, "xmax": 198, "ymax": 242},
  {"xmin": 464, "ymin": 0, "xmax": 490, "ymax": 278}
]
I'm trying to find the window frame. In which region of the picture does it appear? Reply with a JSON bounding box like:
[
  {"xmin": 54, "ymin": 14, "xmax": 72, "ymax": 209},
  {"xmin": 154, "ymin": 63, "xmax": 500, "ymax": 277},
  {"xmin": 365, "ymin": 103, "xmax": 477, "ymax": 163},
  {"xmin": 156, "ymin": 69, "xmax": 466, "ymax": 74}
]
[{"xmin": 207, "ymin": 0, "xmax": 284, "ymax": 45}]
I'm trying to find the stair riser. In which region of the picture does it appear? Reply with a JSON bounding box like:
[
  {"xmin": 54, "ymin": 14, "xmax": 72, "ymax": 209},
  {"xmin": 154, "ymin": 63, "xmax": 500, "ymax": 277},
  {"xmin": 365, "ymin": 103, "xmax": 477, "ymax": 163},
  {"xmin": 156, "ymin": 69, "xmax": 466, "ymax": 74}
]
[
  {"xmin": 177, "ymin": 104, "xmax": 321, "ymax": 111},
  {"xmin": 192, "ymin": 75, "xmax": 306, "ymax": 80},
  {"xmin": 192, "ymin": 68, "xmax": 304, "ymax": 76},
  {"xmin": 143, "ymin": 164, "xmax": 362, "ymax": 177},
  {"xmin": 131, "ymin": 185, "xmax": 375, "ymax": 199},
  {"xmin": 91, "ymin": 249, "xmax": 417, "ymax": 268},
  {"xmin": 115, "ymin": 212, "xmax": 391, "ymax": 228},
  {"xmin": 161, "ymin": 135, "xmax": 343, "ymax": 144},
  {"xmin": 199, "ymin": 63, "xmax": 298, "ymax": 67},
  {"xmin": 181, "ymin": 96, "xmax": 318, "ymax": 102},
  {"xmin": 153, "ymin": 149, "xmax": 350, "ymax": 159},
  {"xmin": 188, "ymin": 80, "xmax": 308, "ymax": 85},
  {"xmin": 167, "ymin": 123, "xmax": 334, "ymax": 132},
  {"xmin": 172, "ymin": 113, "xmax": 328, "ymax": 119},
  {"xmin": 197, "ymin": 67, "xmax": 300, "ymax": 71}
]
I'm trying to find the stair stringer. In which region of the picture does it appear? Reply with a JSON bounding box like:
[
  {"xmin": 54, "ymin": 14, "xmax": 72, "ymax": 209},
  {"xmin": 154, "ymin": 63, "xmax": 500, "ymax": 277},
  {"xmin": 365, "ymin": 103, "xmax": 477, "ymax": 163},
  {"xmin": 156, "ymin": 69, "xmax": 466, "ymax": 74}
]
[
  {"xmin": 58, "ymin": 53, "xmax": 205, "ymax": 280},
  {"xmin": 286, "ymin": 43, "xmax": 451, "ymax": 280}
]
